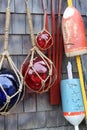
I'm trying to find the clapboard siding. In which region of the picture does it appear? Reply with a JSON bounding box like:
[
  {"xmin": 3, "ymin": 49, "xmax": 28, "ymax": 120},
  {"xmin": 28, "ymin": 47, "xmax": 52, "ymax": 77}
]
[
  {"xmin": 0, "ymin": 14, "xmax": 5, "ymax": 34},
  {"xmin": 18, "ymin": 112, "xmax": 46, "ymax": 129},
  {"xmin": 26, "ymin": 14, "xmax": 42, "ymax": 34},
  {"xmin": 76, "ymin": 0, "xmax": 87, "ymax": 15},
  {"xmin": 15, "ymin": 0, "xmax": 25, "ymax": 13},
  {"xmin": 22, "ymin": 35, "xmax": 32, "ymax": 54},
  {"xmin": 0, "ymin": 0, "xmax": 86, "ymax": 130},
  {"xmin": 83, "ymin": 17, "xmax": 87, "ymax": 35},
  {"xmin": 5, "ymin": 114, "xmax": 17, "ymax": 130},
  {"xmin": 24, "ymin": 92, "xmax": 36, "ymax": 112},
  {"xmin": 0, "ymin": 35, "xmax": 4, "ymax": 53},
  {"xmin": 8, "ymin": 35, "xmax": 23, "ymax": 55},
  {"xmin": 12, "ymin": 14, "xmax": 26, "ymax": 34},
  {"xmin": 0, "ymin": 116, "xmax": 4, "ymax": 130}
]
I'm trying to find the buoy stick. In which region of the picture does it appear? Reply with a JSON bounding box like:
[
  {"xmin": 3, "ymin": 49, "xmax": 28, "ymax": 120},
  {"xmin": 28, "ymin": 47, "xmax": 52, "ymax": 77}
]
[
  {"xmin": 75, "ymin": 125, "xmax": 79, "ymax": 130},
  {"xmin": 76, "ymin": 56, "xmax": 87, "ymax": 122},
  {"xmin": 67, "ymin": 0, "xmax": 72, "ymax": 6}
]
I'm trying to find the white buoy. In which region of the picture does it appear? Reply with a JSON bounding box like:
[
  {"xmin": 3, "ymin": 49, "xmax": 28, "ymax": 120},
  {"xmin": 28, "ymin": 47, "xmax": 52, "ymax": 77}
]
[
  {"xmin": 67, "ymin": 61, "xmax": 73, "ymax": 79},
  {"xmin": 61, "ymin": 62, "xmax": 85, "ymax": 130}
]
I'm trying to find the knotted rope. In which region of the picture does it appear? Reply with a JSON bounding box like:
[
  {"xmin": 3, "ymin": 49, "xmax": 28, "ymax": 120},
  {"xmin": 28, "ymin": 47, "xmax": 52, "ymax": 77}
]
[
  {"xmin": 21, "ymin": 0, "xmax": 57, "ymax": 94},
  {"xmin": 0, "ymin": 0, "xmax": 24, "ymax": 115}
]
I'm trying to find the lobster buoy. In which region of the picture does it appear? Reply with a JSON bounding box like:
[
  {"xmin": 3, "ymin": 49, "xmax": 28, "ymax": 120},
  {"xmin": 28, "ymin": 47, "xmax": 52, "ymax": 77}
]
[
  {"xmin": 61, "ymin": 79, "xmax": 85, "ymax": 130},
  {"xmin": 35, "ymin": 29, "xmax": 53, "ymax": 50},
  {"xmin": 62, "ymin": 6, "xmax": 87, "ymax": 57},
  {"xmin": 0, "ymin": 68, "xmax": 24, "ymax": 112},
  {"xmin": 22, "ymin": 56, "xmax": 56, "ymax": 93}
]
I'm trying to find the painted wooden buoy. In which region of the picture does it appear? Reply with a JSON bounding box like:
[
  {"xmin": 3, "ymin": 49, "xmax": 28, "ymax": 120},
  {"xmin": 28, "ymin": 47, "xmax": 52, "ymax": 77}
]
[
  {"xmin": 60, "ymin": 62, "xmax": 85, "ymax": 130},
  {"xmin": 62, "ymin": 6, "xmax": 87, "ymax": 57}
]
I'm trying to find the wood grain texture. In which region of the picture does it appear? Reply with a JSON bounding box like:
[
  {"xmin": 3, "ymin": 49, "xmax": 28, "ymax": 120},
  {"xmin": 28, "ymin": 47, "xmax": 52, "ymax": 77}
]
[{"xmin": 0, "ymin": 0, "xmax": 86, "ymax": 130}]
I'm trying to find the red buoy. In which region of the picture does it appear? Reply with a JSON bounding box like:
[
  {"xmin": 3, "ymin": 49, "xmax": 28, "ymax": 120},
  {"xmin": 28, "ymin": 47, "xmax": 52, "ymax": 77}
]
[{"xmin": 62, "ymin": 6, "xmax": 87, "ymax": 57}]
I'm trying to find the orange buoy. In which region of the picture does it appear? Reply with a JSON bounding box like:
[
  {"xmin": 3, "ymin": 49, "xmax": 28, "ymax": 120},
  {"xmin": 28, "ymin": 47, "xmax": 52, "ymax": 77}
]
[{"xmin": 62, "ymin": 6, "xmax": 87, "ymax": 57}]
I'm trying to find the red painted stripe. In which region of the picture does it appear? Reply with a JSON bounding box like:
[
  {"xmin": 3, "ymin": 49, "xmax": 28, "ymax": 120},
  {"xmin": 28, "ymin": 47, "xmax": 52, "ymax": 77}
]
[{"xmin": 63, "ymin": 111, "xmax": 85, "ymax": 116}]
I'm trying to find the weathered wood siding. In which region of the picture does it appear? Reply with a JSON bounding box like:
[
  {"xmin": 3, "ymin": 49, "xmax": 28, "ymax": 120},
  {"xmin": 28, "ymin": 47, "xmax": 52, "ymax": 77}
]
[{"xmin": 0, "ymin": 0, "xmax": 87, "ymax": 130}]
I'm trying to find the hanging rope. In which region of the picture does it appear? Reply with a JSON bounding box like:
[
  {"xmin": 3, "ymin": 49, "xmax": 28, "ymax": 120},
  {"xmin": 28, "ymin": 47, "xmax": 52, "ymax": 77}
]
[
  {"xmin": 0, "ymin": 0, "xmax": 24, "ymax": 115},
  {"xmin": 35, "ymin": 0, "xmax": 53, "ymax": 50},
  {"xmin": 21, "ymin": 0, "xmax": 57, "ymax": 94},
  {"xmin": 4, "ymin": 0, "xmax": 11, "ymax": 51}
]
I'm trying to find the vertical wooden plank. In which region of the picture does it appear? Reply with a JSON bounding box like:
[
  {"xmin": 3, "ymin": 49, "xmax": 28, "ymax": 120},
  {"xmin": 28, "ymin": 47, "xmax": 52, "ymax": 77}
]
[
  {"xmin": 5, "ymin": 114, "xmax": 17, "ymax": 130},
  {"xmin": 15, "ymin": 0, "xmax": 25, "ymax": 13},
  {"xmin": 50, "ymin": 0, "xmax": 63, "ymax": 105},
  {"xmin": 33, "ymin": 15, "xmax": 42, "ymax": 34},
  {"xmin": 81, "ymin": 55, "xmax": 87, "ymax": 90},
  {"xmin": 0, "ymin": 35, "xmax": 4, "ymax": 53},
  {"xmin": 8, "ymin": 35, "xmax": 23, "ymax": 55},
  {"xmin": 24, "ymin": 92, "xmax": 36, "ymax": 112},
  {"xmin": 83, "ymin": 17, "xmax": 87, "ymax": 35},
  {"xmin": 0, "ymin": 14, "xmax": 5, "ymax": 34},
  {"xmin": 0, "ymin": 115, "xmax": 4, "ymax": 130},
  {"xmin": 32, "ymin": 0, "xmax": 43, "ymax": 14},
  {"xmin": 22, "ymin": 35, "xmax": 32, "ymax": 54},
  {"xmin": 12, "ymin": 14, "xmax": 26, "ymax": 34}
]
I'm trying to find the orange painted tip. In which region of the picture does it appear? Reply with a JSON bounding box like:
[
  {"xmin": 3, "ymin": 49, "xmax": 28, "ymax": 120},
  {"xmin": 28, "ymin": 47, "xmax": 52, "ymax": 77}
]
[{"xmin": 63, "ymin": 111, "xmax": 85, "ymax": 116}]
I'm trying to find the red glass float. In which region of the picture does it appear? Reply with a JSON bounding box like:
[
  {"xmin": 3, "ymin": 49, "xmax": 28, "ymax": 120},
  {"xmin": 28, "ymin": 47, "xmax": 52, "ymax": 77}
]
[
  {"xmin": 36, "ymin": 29, "xmax": 53, "ymax": 50},
  {"xmin": 21, "ymin": 51, "xmax": 57, "ymax": 93},
  {"xmin": 22, "ymin": 1, "xmax": 57, "ymax": 93},
  {"xmin": 35, "ymin": 10, "xmax": 53, "ymax": 50}
]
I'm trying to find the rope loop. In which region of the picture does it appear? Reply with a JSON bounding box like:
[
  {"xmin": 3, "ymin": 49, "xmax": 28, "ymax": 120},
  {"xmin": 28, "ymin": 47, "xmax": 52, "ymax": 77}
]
[
  {"xmin": 2, "ymin": 50, "xmax": 9, "ymax": 56},
  {"xmin": 29, "ymin": 61, "xmax": 33, "ymax": 67},
  {"xmin": 19, "ymin": 87, "xmax": 22, "ymax": 92},
  {"xmin": 6, "ymin": 96, "xmax": 11, "ymax": 103},
  {"xmin": 30, "ymin": 46, "xmax": 36, "ymax": 52},
  {"xmin": 49, "ymin": 69, "xmax": 52, "ymax": 76},
  {"xmin": 41, "ymin": 80, "xmax": 45, "ymax": 87}
]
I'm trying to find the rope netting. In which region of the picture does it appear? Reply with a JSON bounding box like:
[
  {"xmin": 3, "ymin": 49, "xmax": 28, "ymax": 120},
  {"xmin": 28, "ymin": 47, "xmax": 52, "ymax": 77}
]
[
  {"xmin": 0, "ymin": 0, "xmax": 24, "ymax": 115},
  {"xmin": 35, "ymin": 3, "xmax": 53, "ymax": 50},
  {"xmin": 21, "ymin": 0, "xmax": 57, "ymax": 94}
]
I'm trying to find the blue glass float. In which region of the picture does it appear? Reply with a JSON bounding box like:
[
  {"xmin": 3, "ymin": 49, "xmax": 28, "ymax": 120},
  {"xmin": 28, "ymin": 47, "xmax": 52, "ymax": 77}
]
[{"xmin": 0, "ymin": 68, "xmax": 23, "ymax": 112}]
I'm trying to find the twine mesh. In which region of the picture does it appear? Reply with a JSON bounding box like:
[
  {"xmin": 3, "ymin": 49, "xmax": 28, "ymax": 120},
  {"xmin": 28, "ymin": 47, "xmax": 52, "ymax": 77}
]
[
  {"xmin": 35, "ymin": 7, "xmax": 53, "ymax": 50},
  {"xmin": 21, "ymin": 0, "xmax": 57, "ymax": 94},
  {"xmin": 0, "ymin": 0, "xmax": 24, "ymax": 115}
]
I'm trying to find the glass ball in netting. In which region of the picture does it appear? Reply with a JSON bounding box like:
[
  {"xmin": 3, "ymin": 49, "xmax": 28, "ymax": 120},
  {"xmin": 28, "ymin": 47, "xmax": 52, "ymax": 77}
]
[
  {"xmin": 0, "ymin": 68, "xmax": 23, "ymax": 112},
  {"xmin": 36, "ymin": 30, "xmax": 53, "ymax": 50},
  {"xmin": 22, "ymin": 56, "xmax": 57, "ymax": 93}
]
